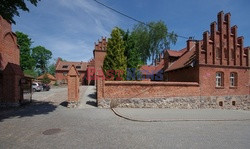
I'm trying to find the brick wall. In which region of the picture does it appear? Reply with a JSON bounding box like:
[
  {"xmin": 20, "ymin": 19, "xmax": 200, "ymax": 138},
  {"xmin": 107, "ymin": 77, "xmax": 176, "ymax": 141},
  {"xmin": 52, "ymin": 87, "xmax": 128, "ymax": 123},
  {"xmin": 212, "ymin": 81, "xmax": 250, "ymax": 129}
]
[
  {"xmin": 0, "ymin": 16, "xmax": 20, "ymax": 70},
  {"xmin": 199, "ymin": 66, "xmax": 249, "ymax": 96},
  {"xmin": 97, "ymin": 79, "xmax": 249, "ymax": 109},
  {"xmin": 56, "ymin": 70, "xmax": 86, "ymax": 84},
  {"xmin": 167, "ymin": 66, "xmax": 199, "ymax": 82},
  {"xmin": 0, "ymin": 16, "xmax": 23, "ymax": 106}
]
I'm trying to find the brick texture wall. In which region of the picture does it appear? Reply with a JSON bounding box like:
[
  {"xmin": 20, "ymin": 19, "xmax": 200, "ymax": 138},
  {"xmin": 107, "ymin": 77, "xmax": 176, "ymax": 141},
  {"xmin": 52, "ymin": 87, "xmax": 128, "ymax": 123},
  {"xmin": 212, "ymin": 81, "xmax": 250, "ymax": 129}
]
[
  {"xmin": 167, "ymin": 66, "xmax": 199, "ymax": 82},
  {"xmin": 0, "ymin": 16, "xmax": 20, "ymax": 70},
  {"xmin": 0, "ymin": 16, "xmax": 22, "ymax": 105},
  {"xmin": 97, "ymin": 80, "xmax": 200, "ymax": 100}
]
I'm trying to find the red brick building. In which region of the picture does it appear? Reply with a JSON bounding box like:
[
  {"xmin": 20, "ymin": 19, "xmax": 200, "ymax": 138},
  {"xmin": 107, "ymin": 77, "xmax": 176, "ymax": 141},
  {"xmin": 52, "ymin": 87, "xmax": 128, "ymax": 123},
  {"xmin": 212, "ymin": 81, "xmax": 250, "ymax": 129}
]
[
  {"xmin": 55, "ymin": 37, "xmax": 107, "ymax": 85},
  {"xmin": 55, "ymin": 59, "xmax": 87, "ymax": 84},
  {"xmin": 97, "ymin": 11, "xmax": 249, "ymax": 109},
  {"xmin": 164, "ymin": 11, "xmax": 249, "ymax": 97},
  {"xmin": 0, "ymin": 16, "xmax": 24, "ymax": 106}
]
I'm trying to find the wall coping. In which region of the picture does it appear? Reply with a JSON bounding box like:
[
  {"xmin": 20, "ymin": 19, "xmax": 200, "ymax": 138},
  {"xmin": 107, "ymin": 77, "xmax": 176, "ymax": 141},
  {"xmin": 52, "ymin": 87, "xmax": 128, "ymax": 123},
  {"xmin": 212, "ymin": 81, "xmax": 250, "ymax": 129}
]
[{"xmin": 105, "ymin": 81, "xmax": 199, "ymax": 86}]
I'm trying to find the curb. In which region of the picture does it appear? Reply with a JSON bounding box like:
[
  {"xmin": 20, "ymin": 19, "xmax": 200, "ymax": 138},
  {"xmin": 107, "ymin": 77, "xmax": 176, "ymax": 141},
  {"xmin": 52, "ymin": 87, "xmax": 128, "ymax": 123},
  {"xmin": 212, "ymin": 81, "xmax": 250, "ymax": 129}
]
[{"xmin": 111, "ymin": 108, "xmax": 250, "ymax": 122}]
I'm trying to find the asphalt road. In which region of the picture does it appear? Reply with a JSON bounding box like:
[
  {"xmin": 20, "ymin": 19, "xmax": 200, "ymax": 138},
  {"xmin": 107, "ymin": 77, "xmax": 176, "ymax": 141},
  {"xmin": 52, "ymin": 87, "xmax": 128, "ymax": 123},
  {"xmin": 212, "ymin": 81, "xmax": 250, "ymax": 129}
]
[{"xmin": 0, "ymin": 87, "xmax": 250, "ymax": 149}]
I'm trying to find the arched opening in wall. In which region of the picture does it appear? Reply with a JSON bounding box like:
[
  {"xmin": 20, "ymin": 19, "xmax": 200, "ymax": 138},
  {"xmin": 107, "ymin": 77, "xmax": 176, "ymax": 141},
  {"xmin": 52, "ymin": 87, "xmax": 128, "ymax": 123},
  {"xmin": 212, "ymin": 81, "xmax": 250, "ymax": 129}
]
[
  {"xmin": 219, "ymin": 101, "xmax": 223, "ymax": 107},
  {"xmin": 232, "ymin": 101, "xmax": 236, "ymax": 106}
]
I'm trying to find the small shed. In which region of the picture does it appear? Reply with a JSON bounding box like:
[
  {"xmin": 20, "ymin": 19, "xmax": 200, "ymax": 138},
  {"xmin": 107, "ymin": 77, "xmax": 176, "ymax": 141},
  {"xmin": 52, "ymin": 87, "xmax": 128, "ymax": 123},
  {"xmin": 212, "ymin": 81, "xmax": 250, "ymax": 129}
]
[{"xmin": 37, "ymin": 73, "xmax": 56, "ymax": 85}]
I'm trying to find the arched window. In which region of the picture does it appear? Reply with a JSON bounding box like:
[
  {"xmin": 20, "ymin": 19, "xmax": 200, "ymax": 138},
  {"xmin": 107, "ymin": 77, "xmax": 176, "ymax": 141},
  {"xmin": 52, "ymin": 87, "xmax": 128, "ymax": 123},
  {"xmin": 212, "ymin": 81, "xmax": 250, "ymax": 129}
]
[
  {"xmin": 230, "ymin": 72, "xmax": 237, "ymax": 87},
  {"xmin": 216, "ymin": 72, "xmax": 224, "ymax": 87}
]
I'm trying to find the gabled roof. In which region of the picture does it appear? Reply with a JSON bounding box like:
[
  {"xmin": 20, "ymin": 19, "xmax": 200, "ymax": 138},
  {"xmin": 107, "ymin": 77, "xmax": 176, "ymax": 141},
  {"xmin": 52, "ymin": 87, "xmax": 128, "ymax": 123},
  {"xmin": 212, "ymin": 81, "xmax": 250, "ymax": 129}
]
[
  {"xmin": 140, "ymin": 65, "xmax": 156, "ymax": 75},
  {"xmin": 68, "ymin": 65, "xmax": 80, "ymax": 76},
  {"xmin": 37, "ymin": 73, "xmax": 56, "ymax": 81},
  {"xmin": 3, "ymin": 63, "xmax": 23, "ymax": 76},
  {"xmin": 56, "ymin": 61, "xmax": 87, "ymax": 71},
  {"xmin": 165, "ymin": 48, "xmax": 196, "ymax": 72},
  {"xmin": 140, "ymin": 59, "xmax": 164, "ymax": 75},
  {"xmin": 166, "ymin": 48, "xmax": 187, "ymax": 57}
]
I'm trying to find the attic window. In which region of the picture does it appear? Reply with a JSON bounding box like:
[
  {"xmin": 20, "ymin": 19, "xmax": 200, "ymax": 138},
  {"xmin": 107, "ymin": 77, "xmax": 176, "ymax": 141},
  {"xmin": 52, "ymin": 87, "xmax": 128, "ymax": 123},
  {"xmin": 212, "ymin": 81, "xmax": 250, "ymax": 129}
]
[
  {"xmin": 62, "ymin": 65, "xmax": 68, "ymax": 68},
  {"xmin": 76, "ymin": 66, "xmax": 81, "ymax": 69}
]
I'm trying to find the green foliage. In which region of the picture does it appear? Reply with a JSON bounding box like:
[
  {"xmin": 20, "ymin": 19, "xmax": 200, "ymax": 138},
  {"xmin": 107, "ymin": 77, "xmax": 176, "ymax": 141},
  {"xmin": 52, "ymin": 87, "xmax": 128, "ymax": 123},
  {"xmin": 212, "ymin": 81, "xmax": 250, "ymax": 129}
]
[
  {"xmin": 103, "ymin": 27, "xmax": 127, "ymax": 80},
  {"xmin": 32, "ymin": 46, "xmax": 52, "ymax": 74},
  {"xmin": 54, "ymin": 82, "xmax": 59, "ymax": 86},
  {"xmin": 48, "ymin": 63, "xmax": 56, "ymax": 75},
  {"xmin": 23, "ymin": 69, "xmax": 37, "ymax": 77},
  {"xmin": 42, "ymin": 73, "xmax": 51, "ymax": 84},
  {"xmin": 0, "ymin": 0, "xmax": 41, "ymax": 24},
  {"xmin": 132, "ymin": 21, "xmax": 177, "ymax": 64},
  {"xmin": 15, "ymin": 31, "xmax": 36, "ymax": 71}
]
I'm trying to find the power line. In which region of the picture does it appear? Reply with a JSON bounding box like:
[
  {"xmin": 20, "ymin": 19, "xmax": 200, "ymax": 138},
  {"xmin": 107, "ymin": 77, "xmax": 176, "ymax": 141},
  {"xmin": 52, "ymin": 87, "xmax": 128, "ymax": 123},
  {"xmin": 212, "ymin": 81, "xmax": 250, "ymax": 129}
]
[{"xmin": 93, "ymin": 0, "xmax": 191, "ymax": 40}]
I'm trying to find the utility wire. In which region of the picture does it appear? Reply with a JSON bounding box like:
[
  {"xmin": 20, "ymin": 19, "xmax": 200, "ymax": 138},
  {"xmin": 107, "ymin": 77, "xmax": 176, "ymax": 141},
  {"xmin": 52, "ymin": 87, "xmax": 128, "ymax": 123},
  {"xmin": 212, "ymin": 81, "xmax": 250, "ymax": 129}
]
[{"xmin": 93, "ymin": 0, "xmax": 191, "ymax": 40}]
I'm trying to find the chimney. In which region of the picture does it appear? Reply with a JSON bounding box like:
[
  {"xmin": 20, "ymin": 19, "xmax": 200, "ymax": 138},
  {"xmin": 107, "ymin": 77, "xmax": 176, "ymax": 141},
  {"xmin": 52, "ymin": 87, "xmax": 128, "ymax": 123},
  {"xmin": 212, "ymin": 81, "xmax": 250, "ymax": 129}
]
[{"xmin": 187, "ymin": 40, "xmax": 196, "ymax": 51}]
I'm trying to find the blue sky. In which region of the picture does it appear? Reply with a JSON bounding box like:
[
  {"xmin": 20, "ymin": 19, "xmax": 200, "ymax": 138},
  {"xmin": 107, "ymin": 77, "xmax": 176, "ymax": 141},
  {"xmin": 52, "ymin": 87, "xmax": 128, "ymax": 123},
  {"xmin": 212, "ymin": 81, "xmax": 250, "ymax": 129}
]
[{"xmin": 13, "ymin": 0, "xmax": 250, "ymax": 63}]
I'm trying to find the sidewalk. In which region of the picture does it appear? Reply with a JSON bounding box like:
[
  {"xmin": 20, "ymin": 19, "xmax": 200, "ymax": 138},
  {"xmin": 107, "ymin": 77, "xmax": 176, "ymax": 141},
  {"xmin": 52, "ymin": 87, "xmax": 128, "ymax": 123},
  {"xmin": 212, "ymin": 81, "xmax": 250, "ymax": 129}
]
[{"xmin": 113, "ymin": 108, "xmax": 250, "ymax": 122}]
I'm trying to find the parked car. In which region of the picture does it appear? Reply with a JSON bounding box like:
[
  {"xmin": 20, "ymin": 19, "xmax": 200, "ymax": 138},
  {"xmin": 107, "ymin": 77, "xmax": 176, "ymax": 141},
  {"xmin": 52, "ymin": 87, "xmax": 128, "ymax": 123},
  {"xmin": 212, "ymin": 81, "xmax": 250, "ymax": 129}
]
[
  {"xmin": 32, "ymin": 82, "xmax": 43, "ymax": 92},
  {"xmin": 42, "ymin": 83, "xmax": 50, "ymax": 91}
]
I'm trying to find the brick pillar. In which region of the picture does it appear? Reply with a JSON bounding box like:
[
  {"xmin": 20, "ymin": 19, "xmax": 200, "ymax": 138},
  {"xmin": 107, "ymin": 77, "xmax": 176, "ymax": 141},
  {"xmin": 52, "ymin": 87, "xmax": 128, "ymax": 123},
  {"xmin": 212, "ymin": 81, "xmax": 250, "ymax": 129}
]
[
  {"xmin": 96, "ymin": 77, "xmax": 105, "ymax": 105},
  {"xmin": 67, "ymin": 65, "xmax": 80, "ymax": 107},
  {"xmin": 231, "ymin": 25, "xmax": 238, "ymax": 65},
  {"xmin": 210, "ymin": 22, "xmax": 216, "ymax": 64}
]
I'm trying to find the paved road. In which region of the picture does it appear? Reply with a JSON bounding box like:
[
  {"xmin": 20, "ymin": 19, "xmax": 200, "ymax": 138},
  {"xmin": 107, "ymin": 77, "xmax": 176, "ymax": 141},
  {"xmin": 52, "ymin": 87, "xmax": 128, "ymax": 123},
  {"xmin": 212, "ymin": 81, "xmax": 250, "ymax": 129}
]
[{"xmin": 1, "ymin": 86, "xmax": 250, "ymax": 149}]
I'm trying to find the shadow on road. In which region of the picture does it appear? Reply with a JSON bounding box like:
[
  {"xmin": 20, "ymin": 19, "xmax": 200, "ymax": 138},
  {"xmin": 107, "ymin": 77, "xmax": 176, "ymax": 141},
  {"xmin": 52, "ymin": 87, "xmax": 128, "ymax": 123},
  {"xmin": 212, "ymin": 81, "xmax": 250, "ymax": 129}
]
[
  {"xmin": 88, "ymin": 92, "xmax": 96, "ymax": 99},
  {"xmin": 86, "ymin": 101, "xmax": 97, "ymax": 107},
  {"xmin": 0, "ymin": 100, "xmax": 57, "ymax": 122}
]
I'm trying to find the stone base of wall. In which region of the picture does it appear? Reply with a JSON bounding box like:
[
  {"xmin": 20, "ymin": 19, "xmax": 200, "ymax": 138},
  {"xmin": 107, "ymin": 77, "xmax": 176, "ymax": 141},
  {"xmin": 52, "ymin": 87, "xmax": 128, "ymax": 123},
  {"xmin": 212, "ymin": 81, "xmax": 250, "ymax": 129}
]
[
  {"xmin": 67, "ymin": 101, "xmax": 80, "ymax": 108},
  {"xmin": 98, "ymin": 95, "xmax": 250, "ymax": 110}
]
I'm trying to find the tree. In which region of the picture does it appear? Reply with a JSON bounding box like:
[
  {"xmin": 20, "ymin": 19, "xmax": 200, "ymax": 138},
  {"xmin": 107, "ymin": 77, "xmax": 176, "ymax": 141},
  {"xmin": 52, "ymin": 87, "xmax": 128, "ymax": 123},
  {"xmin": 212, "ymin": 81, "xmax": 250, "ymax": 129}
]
[
  {"xmin": 42, "ymin": 73, "xmax": 51, "ymax": 84},
  {"xmin": 48, "ymin": 63, "xmax": 56, "ymax": 75},
  {"xmin": 132, "ymin": 21, "xmax": 177, "ymax": 64},
  {"xmin": 0, "ymin": 0, "xmax": 41, "ymax": 24},
  {"xmin": 103, "ymin": 27, "xmax": 127, "ymax": 80},
  {"xmin": 23, "ymin": 69, "xmax": 37, "ymax": 77},
  {"xmin": 32, "ymin": 46, "xmax": 52, "ymax": 74},
  {"xmin": 15, "ymin": 31, "xmax": 36, "ymax": 71}
]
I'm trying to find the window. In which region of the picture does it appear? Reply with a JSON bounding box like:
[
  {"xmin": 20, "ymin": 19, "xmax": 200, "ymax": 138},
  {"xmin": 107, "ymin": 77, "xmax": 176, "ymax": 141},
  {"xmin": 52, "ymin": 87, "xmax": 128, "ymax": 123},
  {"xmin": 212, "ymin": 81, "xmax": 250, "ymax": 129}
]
[
  {"xmin": 230, "ymin": 72, "xmax": 237, "ymax": 87},
  {"xmin": 76, "ymin": 66, "xmax": 81, "ymax": 69},
  {"xmin": 216, "ymin": 72, "xmax": 223, "ymax": 87},
  {"xmin": 62, "ymin": 65, "xmax": 68, "ymax": 69},
  {"xmin": 216, "ymin": 48, "xmax": 221, "ymax": 59},
  {"xmin": 63, "ymin": 72, "xmax": 67, "ymax": 76}
]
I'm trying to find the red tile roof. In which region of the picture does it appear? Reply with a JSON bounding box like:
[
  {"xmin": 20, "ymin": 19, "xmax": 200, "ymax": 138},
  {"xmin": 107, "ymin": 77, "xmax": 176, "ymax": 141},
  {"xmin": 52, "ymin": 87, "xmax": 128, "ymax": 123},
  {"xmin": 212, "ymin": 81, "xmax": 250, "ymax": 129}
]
[
  {"xmin": 166, "ymin": 48, "xmax": 187, "ymax": 57},
  {"xmin": 140, "ymin": 59, "xmax": 164, "ymax": 75},
  {"xmin": 140, "ymin": 65, "xmax": 156, "ymax": 75},
  {"xmin": 37, "ymin": 73, "xmax": 56, "ymax": 81},
  {"xmin": 56, "ymin": 60, "xmax": 87, "ymax": 71},
  {"xmin": 165, "ymin": 48, "xmax": 196, "ymax": 72}
]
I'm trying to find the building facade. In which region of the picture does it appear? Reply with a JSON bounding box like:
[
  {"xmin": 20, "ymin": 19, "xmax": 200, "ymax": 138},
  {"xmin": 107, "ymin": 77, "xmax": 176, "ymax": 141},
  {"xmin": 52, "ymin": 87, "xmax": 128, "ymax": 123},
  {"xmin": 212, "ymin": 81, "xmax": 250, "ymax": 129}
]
[
  {"xmin": 55, "ymin": 37, "xmax": 107, "ymax": 85},
  {"xmin": 164, "ymin": 11, "xmax": 249, "ymax": 96},
  {"xmin": 0, "ymin": 16, "xmax": 24, "ymax": 106}
]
